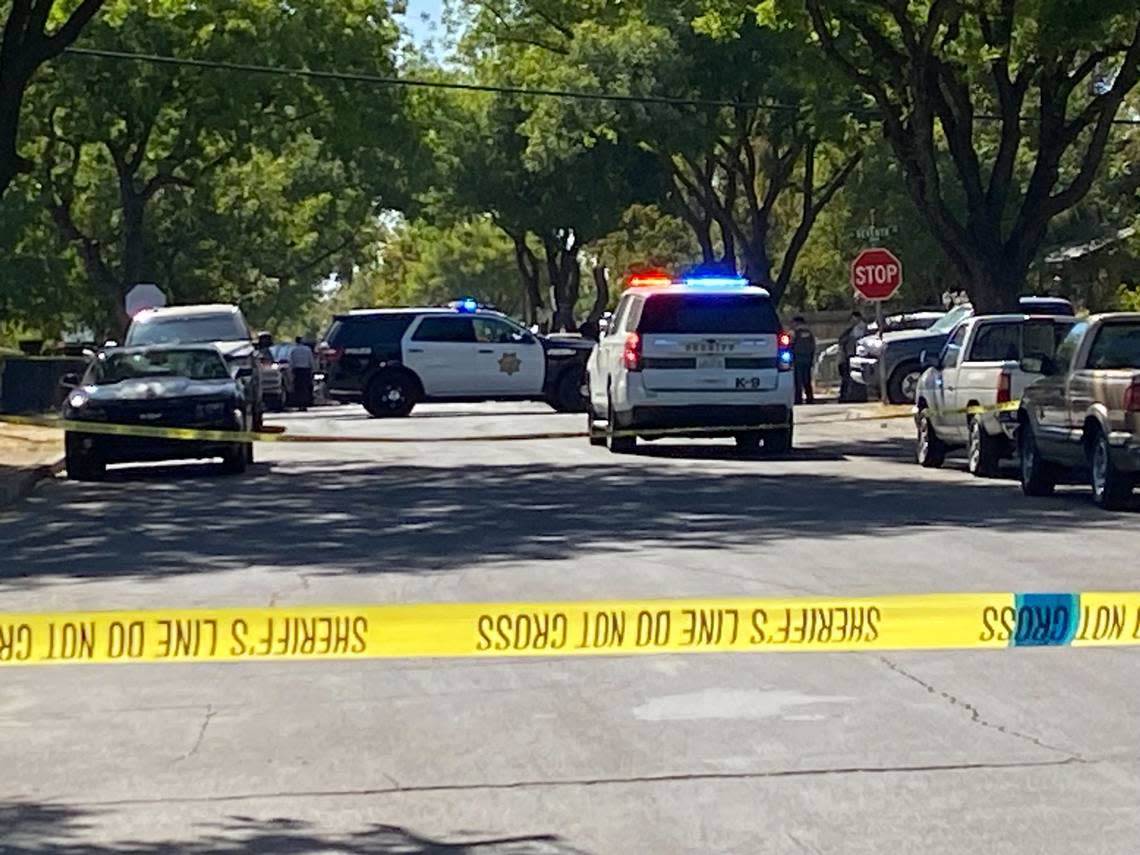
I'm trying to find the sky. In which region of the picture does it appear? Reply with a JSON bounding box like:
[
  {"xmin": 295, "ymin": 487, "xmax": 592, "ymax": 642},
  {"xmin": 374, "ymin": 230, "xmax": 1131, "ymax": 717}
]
[{"xmin": 401, "ymin": 0, "xmax": 445, "ymax": 51}]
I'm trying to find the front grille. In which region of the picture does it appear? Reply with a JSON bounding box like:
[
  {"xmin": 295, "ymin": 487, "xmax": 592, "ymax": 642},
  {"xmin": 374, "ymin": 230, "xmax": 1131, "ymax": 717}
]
[{"xmin": 102, "ymin": 398, "xmax": 226, "ymax": 427}]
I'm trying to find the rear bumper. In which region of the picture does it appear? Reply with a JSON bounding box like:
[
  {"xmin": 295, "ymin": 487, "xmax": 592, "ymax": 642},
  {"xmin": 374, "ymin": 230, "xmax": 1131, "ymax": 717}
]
[{"xmin": 617, "ymin": 404, "xmax": 792, "ymax": 436}]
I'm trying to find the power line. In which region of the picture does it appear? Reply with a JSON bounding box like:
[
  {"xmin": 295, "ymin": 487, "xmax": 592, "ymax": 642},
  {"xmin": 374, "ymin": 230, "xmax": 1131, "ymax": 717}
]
[
  {"xmin": 64, "ymin": 47, "xmax": 801, "ymax": 113},
  {"xmin": 64, "ymin": 47, "xmax": 1140, "ymax": 127}
]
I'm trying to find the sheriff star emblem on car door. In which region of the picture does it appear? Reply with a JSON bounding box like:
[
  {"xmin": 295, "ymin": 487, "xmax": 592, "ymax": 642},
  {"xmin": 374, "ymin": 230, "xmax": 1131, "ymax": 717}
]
[{"xmin": 498, "ymin": 352, "xmax": 521, "ymax": 375}]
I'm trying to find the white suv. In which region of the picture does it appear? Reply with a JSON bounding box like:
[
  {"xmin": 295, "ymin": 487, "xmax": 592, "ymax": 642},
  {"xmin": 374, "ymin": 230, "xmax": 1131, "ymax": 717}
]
[{"xmin": 586, "ymin": 276, "xmax": 795, "ymax": 452}]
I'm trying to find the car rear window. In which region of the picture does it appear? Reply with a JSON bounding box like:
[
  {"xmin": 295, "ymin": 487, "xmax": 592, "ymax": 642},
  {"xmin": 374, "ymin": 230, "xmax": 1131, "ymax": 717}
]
[
  {"xmin": 126, "ymin": 313, "xmax": 248, "ymax": 345},
  {"xmin": 326, "ymin": 314, "xmax": 414, "ymax": 348},
  {"xmin": 636, "ymin": 293, "xmax": 780, "ymax": 335},
  {"xmin": 1088, "ymin": 322, "xmax": 1140, "ymax": 369}
]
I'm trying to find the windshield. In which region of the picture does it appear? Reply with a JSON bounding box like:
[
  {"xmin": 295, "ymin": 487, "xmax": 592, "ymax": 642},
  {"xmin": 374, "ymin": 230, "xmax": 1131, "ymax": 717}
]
[
  {"xmin": 86, "ymin": 349, "xmax": 231, "ymax": 384},
  {"xmin": 926, "ymin": 305, "xmax": 972, "ymax": 334},
  {"xmin": 1087, "ymin": 323, "xmax": 1140, "ymax": 369},
  {"xmin": 126, "ymin": 313, "xmax": 248, "ymax": 346}
]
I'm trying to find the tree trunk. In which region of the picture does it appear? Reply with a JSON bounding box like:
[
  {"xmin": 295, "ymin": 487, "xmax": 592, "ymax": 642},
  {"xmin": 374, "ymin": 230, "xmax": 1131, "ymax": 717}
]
[
  {"xmin": 584, "ymin": 264, "xmax": 608, "ymax": 329},
  {"xmin": 510, "ymin": 231, "xmax": 543, "ymax": 326},
  {"xmin": 543, "ymin": 235, "xmax": 579, "ymax": 332}
]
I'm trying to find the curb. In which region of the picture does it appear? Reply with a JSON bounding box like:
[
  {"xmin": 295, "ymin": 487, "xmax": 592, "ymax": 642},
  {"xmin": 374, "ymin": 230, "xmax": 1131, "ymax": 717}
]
[{"xmin": 0, "ymin": 457, "xmax": 65, "ymax": 509}]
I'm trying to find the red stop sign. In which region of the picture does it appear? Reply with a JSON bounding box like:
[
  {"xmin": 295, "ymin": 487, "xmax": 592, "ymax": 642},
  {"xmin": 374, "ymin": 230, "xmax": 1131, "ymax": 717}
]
[{"xmin": 850, "ymin": 247, "xmax": 903, "ymax": 301}]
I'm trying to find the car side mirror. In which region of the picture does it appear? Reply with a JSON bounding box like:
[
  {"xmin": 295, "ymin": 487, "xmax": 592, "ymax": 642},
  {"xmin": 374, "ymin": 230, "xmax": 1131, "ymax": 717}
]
[
  {"xmin": 235, "ymin": 366, "xmax": 254, "ymax": 379},
  {"xmin": 1020, "ymin": 356, "xmax": 1043, "ymax": 374},
  {"xmin": 920, "ymin": 349, "xmax": 941, "ymax": 370},
  {"xmin": 59, "ymin": 373, "xmax": 80, "ymax": 389},
  {"xmin": 1033, "ymin": 355, "xmax": 1059, "ymax": 376}
]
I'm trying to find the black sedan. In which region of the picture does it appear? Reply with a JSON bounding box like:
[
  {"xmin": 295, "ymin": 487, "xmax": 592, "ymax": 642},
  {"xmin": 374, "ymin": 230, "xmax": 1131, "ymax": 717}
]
[{"xmin": 61, "ymin": 345, "xmax": 254, "ymax": 480}]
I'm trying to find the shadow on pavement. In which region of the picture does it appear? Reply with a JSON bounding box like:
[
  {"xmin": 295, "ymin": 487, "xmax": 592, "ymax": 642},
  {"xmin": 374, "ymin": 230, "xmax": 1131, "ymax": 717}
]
[
  {"xmin": 1, "ymin": 446, "xmax": 1133, "ymax": 585},
  {"xmin": 0, "ymin": 800, "xmax": 583, "ymax": 854}
]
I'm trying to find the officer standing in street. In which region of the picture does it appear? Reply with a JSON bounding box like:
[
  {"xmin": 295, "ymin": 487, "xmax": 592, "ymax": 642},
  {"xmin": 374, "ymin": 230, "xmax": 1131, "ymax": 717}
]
[
  {"xmin": 288, "ymin": 335, "xmax": 315, "ymax": 412},
  {"xmin": 791, "ymin": 315, "xmax": 816, "ymax": 405},
  {"xmin": 837, "ymin": 310, "xmax": 867, "ymax": 403}
]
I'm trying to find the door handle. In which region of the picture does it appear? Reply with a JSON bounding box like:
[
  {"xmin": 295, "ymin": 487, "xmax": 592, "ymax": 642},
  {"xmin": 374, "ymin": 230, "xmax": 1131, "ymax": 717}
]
[
  {"xmin": 408, "ymin": 348, "xmax": 424, "ymax": 354},
  {"xmin": 478, "ymin": 348, "xmax": 494, "ymax": 354}
]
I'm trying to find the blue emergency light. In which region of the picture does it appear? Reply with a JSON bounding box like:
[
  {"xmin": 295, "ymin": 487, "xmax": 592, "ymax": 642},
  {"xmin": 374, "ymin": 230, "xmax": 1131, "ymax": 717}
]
[
  {"xmin": 455, "ymin": 297, "xmax": 479, "ymax": 313},
  {"xmin": 681, "ymin": 275, "xmax": 749, "ymax": 287}
]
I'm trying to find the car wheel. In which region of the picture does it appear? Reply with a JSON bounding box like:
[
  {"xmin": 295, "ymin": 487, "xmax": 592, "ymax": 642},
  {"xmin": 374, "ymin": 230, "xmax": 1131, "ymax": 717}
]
[
  {"xmin": 587, "ymin": 396, "xmax": 607, "ymax": 447},
  {"xmin": 1089, "ymin": 428, "xmax": 1133, "ymax": 510},
  {"xmin": 64, "ymin": 432, "xmax": 105, "ymax": 482},
  {"xmin": 915, "ymin": 409, "xmax": 946, "ymax": 468},
  {"xmin": 887, "ymin": 362, "xmax": 922, "ymax": 405},
  {"xmin": 364, "ymin": 372, "xmax": 417, "ymax": 418},
  {"xmin": 764, "ymin": 425, "xmax": 793, "ymax": 454},
  {"xmin": 220, "ymin": 443, "xmax": 248, "ymax": 475},
  {"xmin": 735, "ymin": 432, "xmax": 762, "ymax": 451},
  {"xmin": 1018, "ymin": 420, "xmax": 1056, "ymax": 497},
  {"xmin": 967, "ymin": 416, "xmax": 1001, "ymax": 478},
  {"xmin": 606, "ymin": 397, "xmax": 636, "ymax": 454},
  {"xmin": 552, "ymin": 368, "xmax": 588, "ymax": 413}
]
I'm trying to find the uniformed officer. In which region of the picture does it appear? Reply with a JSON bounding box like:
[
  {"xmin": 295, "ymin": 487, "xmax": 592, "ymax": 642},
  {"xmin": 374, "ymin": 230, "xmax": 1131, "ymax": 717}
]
[{"xmin": 790, "ymin": 315, "xmax": 816, "ymax": 405}]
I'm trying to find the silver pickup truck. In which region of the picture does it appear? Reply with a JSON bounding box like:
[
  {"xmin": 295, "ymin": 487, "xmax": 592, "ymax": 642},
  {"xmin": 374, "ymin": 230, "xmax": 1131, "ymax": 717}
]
[
  {"xmin": 914, "ymin": 314, "xmax": 1075, "ymax": 476},
  {"xmin": 1017, "ymin": 313, "xmax": 1140, "ymax": 509}
]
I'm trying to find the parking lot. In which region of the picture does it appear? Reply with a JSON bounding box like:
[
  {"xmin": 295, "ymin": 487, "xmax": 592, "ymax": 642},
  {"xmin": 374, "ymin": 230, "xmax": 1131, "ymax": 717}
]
[{"xmin": 3, "ymin": 402, "xmax": 1140, "ymax": 853}]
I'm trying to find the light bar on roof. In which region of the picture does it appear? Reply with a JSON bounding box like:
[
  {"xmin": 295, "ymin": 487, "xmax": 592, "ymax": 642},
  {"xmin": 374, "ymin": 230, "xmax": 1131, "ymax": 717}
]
[
  {"xmin": 681, "ymin": 275, "xmax": 749, "ymax": 287},
  {"xmin": 627, "ymin": 272, "xmax": 673, "ymax": 288}
]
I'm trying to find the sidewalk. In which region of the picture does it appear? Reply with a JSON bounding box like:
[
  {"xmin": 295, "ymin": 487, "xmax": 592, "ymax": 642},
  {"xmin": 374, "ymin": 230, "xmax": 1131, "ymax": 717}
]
[{"xmin": 0, "ymin": 420, "xmax": 64, "ymax": 507}]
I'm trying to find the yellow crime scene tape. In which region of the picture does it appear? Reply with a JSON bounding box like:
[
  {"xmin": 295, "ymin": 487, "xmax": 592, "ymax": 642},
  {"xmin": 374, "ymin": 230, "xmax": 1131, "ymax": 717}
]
[
  {"xmin": 0, "ymin": 401, "xmax": 1019, "ymax": 445},
  {"xmin": 2, "ymin": 591, "xmax": 1138, "ymax": 667}
]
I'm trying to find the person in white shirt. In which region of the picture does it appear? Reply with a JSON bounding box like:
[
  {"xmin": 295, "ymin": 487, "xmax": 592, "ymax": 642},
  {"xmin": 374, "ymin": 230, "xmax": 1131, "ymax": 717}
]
[{"xmin": 288, "ymin": 336, "xmax": 315, "ymax": 411}]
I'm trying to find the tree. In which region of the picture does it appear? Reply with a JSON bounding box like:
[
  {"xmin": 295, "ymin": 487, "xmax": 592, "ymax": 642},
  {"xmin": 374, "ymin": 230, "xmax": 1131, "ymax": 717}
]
[
  {"xmin": 481, "ymin": 1, "xmax": 863, "ymax": 304},
  {"xmin": 796, "ymin": 0, "xmax": 1140, "ymax": 311},
  {"xmin": 0, "ymin": 0, "xmax": 104, "ymax": 198},
  {"xmin": 23, "ymin": 0, "xmax": 411, "ymax": 333}
]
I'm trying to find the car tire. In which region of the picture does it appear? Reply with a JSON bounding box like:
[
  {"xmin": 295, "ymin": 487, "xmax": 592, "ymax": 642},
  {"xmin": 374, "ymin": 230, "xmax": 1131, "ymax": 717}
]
[
  {"xmin": 220, "ymin": 443, "xmax": 248, "ymax": 475},
  {"xmin": 606, "ymin": 398, "xmax": 636, "ymax": 454},
  {"xmin": 967, "ymin": 416, "xmax": 1001, "ymax": 478},
  {"xmin": 764, "ymin": 425, "xmax": 793, "ymax": 454},
  {"xmin": 887, "ymin": 362, "xmax": 922, "ymax": 405},
  {"xmin": 735, "ymin": 432, "xmax": 762, "ymax": 451},
  {"xmin": 587, "ymin": 399, "xmax": 607, "ymax": 447},
  {"xmin": 1089, "ymin": 428, "xmax": 1133, "ymax": 510},
  {"xmin": 915, "ymin": 409, "xmax": 946, "ymax": 468},
  {"xmin": 551, "ymin": 368, "xmax": 588, "ymax": 413},
  {"xmin": 364, "ymin": 371, "xmax": 418, "ymax": 418},
  {"xmin": 1018, "ymin": 419, "xmax": 1057, "ymax": 497},
  {"xmin": 64, "ymin": 432, "xmax": 105, "ymax": 482}
]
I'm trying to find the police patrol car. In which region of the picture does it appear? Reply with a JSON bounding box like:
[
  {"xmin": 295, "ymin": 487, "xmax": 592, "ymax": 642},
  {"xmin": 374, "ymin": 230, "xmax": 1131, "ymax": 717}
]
[
  {"xmin": 586, "ymin": 274, "xmax": 795, "ymax": 452},
  {"xmin": 320, "ymin": 299, "xmax": 593, "ymax": 417}
]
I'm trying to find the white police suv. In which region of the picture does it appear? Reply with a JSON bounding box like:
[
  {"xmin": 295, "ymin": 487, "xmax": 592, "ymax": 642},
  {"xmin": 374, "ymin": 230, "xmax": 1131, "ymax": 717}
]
[
  {"xmin": 320, "ymin": 299, "xmax": 593, "ymax": 417},
  {"xmin": 586, "ymin": 274, "xmax": 795, "ymax": 452}
]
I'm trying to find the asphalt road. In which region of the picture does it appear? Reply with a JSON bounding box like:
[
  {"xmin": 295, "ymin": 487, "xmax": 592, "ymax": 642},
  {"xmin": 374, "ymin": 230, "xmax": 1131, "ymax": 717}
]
[{"xmin": 2, "ymin": 402, "xmax": 1139, "ymax": 854}]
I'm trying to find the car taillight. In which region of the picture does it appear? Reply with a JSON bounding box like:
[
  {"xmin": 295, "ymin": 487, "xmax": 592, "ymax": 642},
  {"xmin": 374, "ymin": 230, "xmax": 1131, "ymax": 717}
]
[
  {"xmin": 997, "ymin": 370, "xmax": 1012, "ymax": 404},
  {"xmin": 1124, "ymin": 381, "xmax": 1140, "ymax": 412},
  {"xmin": 622, "ymin": 332, "xmax": 642, "ymax": 371},
  {"xmin": 320, "ymin": 343, "xmax": 342, "ymax": 363},
  {"xmin": 777, "ymin": 330, "xmax": 793, "ymax": 372}
]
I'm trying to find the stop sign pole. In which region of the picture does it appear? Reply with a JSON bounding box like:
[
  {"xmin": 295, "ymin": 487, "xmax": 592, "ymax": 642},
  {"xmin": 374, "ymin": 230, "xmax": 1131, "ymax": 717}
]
[{"xmin": 850, "ymin": 246, "xmax": 903, "ymax": 403}]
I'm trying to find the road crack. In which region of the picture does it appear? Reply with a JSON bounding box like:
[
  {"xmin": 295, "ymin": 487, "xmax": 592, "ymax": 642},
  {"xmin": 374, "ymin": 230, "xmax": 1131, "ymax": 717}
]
[
  {"xmin": 877, "ymin": 656, "xmax": 1083, "ymax": 760},
  {"xmin": 174, "ymin": 705, "xmax": 216, "ymax": 763}
]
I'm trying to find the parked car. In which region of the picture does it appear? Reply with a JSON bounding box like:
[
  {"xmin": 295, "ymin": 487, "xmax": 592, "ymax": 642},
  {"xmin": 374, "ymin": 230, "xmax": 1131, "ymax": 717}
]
[
  {"xmin": 1017, "ymin": 313, "xmax": 1140, "ymax": 509},
  {"xmin": 816, "ymin": 310, "xmax": 945, "ymax": 388},
  {"xmin": 124, "ymin": 304, "xmax": 267, "ymax": 429},
  {"xmin": 851, "ymin": 297, "xmax": 1074, "ymax": 404},
  {"xmin": 319, "ymin": 302, "xmax": 593, "ymax": 417},
  {"xmin": 586, "ymin": 275, "xmax": 794, "ymax": 452},
  {"xmin": 60, "ymin": 345, "xmax": 253, "ymax": 480},
  {"xmin": 914, "ymin": 314, "xmax": 1075, "ymax": 475}
]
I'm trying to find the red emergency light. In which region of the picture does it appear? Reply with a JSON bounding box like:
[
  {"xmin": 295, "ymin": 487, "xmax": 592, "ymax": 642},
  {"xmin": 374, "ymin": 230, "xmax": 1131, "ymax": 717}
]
[{"xmin": 627, "ymin": 271, "xmax": 673, "ymax": 288}]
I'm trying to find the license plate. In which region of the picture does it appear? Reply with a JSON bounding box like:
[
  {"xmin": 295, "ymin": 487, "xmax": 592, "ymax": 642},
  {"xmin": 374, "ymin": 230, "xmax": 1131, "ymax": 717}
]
[{"xmin": 696, "ymin": 356, "xmax": 723, "ymax": 369}]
